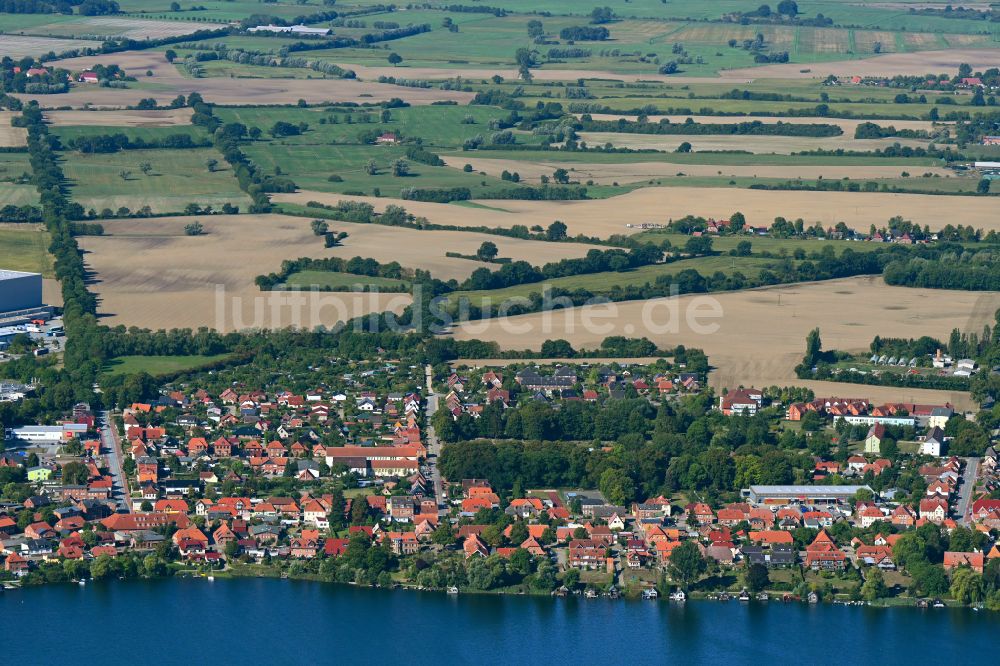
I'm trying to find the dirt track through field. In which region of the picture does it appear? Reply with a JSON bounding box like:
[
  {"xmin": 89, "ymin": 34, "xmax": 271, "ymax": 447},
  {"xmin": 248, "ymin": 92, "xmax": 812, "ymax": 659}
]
[
  {"xmin": 441, "ymin": 155, "xmax": 954, "ymax": 185},
  {"xmin": 79, "ymin": 213, "xmax": 603, "ymax": 330},
  {"xmin": 16, "ymin": 52, "xmax": 474, "ymax": 109},
  {"xmin": 275, "ymin": 187, "xmax": 1000, "ymax": 239},
  {"xmin": 46, "ymin": 108, "xmax": 194, "ymax": 127},
  {"xmin": 450, "ymin": 276, "xmax": 1000, "ymax": 411}
]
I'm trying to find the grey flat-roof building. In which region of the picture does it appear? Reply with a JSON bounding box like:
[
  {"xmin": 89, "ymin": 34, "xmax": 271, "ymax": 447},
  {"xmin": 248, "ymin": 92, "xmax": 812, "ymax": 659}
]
[
  {"xmin": 743, "ymin": 485, "xmax": 872, "ymax": 505},
  {"xmin": 0, "ymin": 270, "xmax": 42, "ymax": 313}
]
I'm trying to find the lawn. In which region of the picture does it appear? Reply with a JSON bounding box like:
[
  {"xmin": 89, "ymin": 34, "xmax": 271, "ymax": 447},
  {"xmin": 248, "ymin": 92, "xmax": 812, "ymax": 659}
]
[
  {"xmin": 283, "ymin": 270, "xmax": 410, "ymax": 290},
  {"xmin": 61, "ymin": 147, "xmax": 249, "ymax": 214},
  {"xmin": 0, "ymin": 225, "xmax": 54, "ymax": 277},
  {"xmin": 101, "ymin": 353, "xmax": 232, "ymax": 377}
]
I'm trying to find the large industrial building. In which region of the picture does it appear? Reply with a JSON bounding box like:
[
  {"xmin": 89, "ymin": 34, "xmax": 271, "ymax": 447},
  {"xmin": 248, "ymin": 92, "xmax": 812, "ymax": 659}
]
[
  {"xmin": 0, "ymin": 270, "xmax": 51, "ymax": 325},
  {"xmin": 743, "ymin": 485, "xmax": 873, "ymax": 506}
]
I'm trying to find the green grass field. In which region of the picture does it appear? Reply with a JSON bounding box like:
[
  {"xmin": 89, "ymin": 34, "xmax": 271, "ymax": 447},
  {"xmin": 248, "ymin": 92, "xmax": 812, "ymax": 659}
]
[
  {"xmin": 449, "ymin": 254, "xmax": 774, "ymax": 307},
  {"xmin": 216, "ymin": 105, "xmax": 514, "ymax": 149},
  {"xmin": 61, "ymin": 147, "xmax": 249, "ymax": 214},
  {"xmin": 243, "ymin": 142, "xmax": 509, "ymax": 198},
  {"xmin": 53, "ymin": 125, "xmax": 209, "ymax": 145},
  {"xmin": 283, "ymin": 270, "xmax": 410, "ymax": 290},
  {"xmin": 0, "ymin": 153, "xmax": 40, "ymax": 207},
  {"xmin": 101, "ymin": 353, "xmax": 232, "ymax": 377},
  {"xmin": 0, "ymin": 225, "xmax": 54, "ymax": 277},
  {"xmin": 633, "ymin": 231, "xmax": 886, "ymax": 254}
]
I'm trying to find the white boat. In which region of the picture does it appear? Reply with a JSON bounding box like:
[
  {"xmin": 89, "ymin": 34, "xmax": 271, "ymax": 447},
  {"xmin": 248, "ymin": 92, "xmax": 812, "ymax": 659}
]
[
  {"xmin": 77, "ymin": 579, "xmax": 86, "ymax": 586},
  {"xmin": 207, "ymin": 575, "xmax": 215, "ymax": 582},
  {"xmin": 447, "ymin": 586, "xmax": 459, "ymax": 595}
]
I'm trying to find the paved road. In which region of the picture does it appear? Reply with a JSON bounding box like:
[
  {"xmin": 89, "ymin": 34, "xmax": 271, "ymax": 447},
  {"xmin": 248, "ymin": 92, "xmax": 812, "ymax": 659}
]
[
  {"xmin": 100, "ymin": 410, "xmax": 132, "ymax": 513},
  {"xmin": 424, "ymin": 364, "xmax": 446, "ymax": 514},
  {"xmin": 955, "ymin": 456, "xmax": 979, "ymax": 525}
]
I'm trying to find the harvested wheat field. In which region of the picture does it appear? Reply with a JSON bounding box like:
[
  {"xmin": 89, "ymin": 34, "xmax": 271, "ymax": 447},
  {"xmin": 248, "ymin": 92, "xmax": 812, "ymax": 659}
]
[
  {"xmin": 0, "ymin": 112, "xmax": 27, "ymax": 147},
  {"xmin": 17, "ymin": 52, "xmax": 474, "ymax": 109},
  {"xmin": 441, "ymin": 156, "xmax": 952, "ymax": 185},
  {"xmin": 581, "ymin": 114, "xmax": 944, "ymax": 134},
  {"xmin": 451, "ymin": 276, "xmax": 1000, "ymax": 411},
  {"xmin": 78, "ymin": 213, "xmax": 603, "ymax": 329},
  {"xmin": 725, "ymin": 48, "xmax": 1000, "ymax": 79},
  {"xmin": 46, "ymin": 108, "xmax": 193, "ymax": 127},
  {"xmin": 80, "ymin": 214, "xmax": 411, "ymax": 331},
  {"xmin": 276, "ymin": 187, "xmax": 1000, "ymax": 239},
  {"xmin": 579, "ymin": 131, "xmax": 929, "ymax": 155}
]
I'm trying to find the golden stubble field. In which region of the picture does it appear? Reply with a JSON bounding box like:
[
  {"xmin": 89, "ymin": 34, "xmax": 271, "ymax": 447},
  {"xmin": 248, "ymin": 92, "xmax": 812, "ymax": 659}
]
[
  {"xmin": 78, "ymin": 213, "xmax": 603, "ymax": 330},
  {"xmin": 17, "ymin": 52, "xmax": 475, "ymax": 109},
  {"xmin": 725, "ymin": 48, "xmax": 1000, "ymax": 79},
  {"xmin": 276, "ymin": 187, "xmax": 1000, "ymax": 239},
  {"xmin": 450, "ymin": 276, "xmax": 1000, "ymax": 410},
  {"xmin": 442, "ymin": 155, "xmax": 954, "ymax": 185},
  {"xmin": 45, "ymin": 108, "xmax": 194, "ymax": 127},
  {"xmin": 0, "ymin": 111, "xmax": 28, "ymax": 147}
]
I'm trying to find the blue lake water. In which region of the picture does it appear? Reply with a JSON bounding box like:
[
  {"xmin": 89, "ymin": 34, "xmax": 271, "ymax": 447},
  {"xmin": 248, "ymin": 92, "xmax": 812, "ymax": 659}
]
[{"xmin": 2, "ymin": 579, "xmax": 994, "ymax": 665}]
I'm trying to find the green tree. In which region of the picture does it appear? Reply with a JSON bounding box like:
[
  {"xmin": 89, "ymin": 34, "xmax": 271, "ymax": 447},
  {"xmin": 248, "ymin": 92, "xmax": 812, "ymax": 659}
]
[
  {"xmin": 978, "ymin": 178, "xmax": 991, "ymax": 194},
  {"xmin": 950, "ymin": 567, "xmax": 984, "ymax": 604},
  {"xmin": 391, "ymin": 159, "xmax": 409, "ymax": 177},
  {"xmin": 61, "ymin": 461, "xmax": 89, "ymax": 485},
  {"xmin": 515, "ymin": 48, "xmax": 535, "ymax": 81},
  {"xmin": 861, "ymin": 567, "xmax": 887, "ymax": 602},
  {"xmin": 805, "ymin": 327, "xmax": 822, "ymax": 366},
  {"xmin": 744, "ymin": 562, "xmax": 769, "ymax": 593},
  {"xmin": 546, "ymin": 220, "xmax": 567, "ymax": 241},
  {"xmin": 599, "ymin": 467, "xmax": 636, "ymax": 505},
  {"xmin": 388, "ymin": 53, "xmax": 402, "ymax": 66},
  {"xmin": 669, "ymin": 541, "xmax": 706, "ymax": 590},
  {"xmin": 311, "ymin": 219, "xmax": 329, "ymax": 236},
  {"xmin": 476, "ymin": 241, "xmax": 499, "ymax": 262},
  {"xmin": 562, "ymin": 567, "xmax": 581, "ymax": 589}
]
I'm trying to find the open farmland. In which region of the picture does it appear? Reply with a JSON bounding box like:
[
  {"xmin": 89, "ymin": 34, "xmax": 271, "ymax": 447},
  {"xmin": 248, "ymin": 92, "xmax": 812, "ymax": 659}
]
[
  {"xmin": 724, "ymin": 48, "xmax": 1000, "ymax": 78},
  {"xmin": 16, "ymin": 52, "xmax": 475, "ymax": 109},
  {"xmin": 45, "ymin": 108, "xmax": 194, "ymax": 127},
  {"xmin": 0, "ymin": 224, "xmax": 53, "ymax": 276},
  {"xmin": 442, "ymin": 156, "xmax": 955, "ymax": 185},
  {"xmin": 578, "ymin": 131, "xmax": 931, "ymax": 155},
  {"xmin": 77, "ymin": 213, "xmax": 604, "ymax": 329},
  {"xmin": 579, "ymin": 114, "xmax": 944, "ymax": 135},
  {"xmin": 274, "ymin": 187, "xmax": 1000, "ymax": 240},
  {"xmin": 0, "ymin": 36, "xmax": 102, "ymax": 59},
  {"xmin": 451, "ymin": 276, "xmax": 1000, "ymax": 411},
  {"xmin": 30, "ymin": 17, "xmax": 224, "ymax": 40},
  {"xmin": 62, "ymin": 148, "xmax": 248, "ymax": 214},
  {"xmin": 0, "ymin": 112, "xmax": 27, "ymax": 147},
  {"xmin": 0, "ymin": 153, "xmax": 40, "ymax": 206}
]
